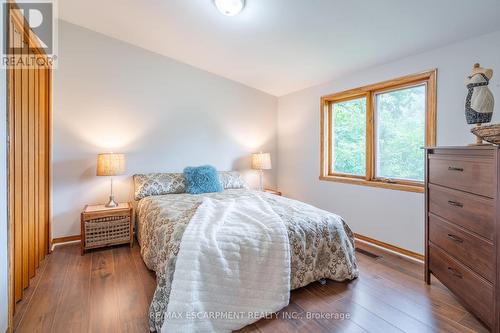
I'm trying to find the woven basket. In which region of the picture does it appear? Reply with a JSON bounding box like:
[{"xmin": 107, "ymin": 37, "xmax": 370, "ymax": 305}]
[
  {"xmin": 471, "ymin": 124, "xmax": 500, "ymax": 145},
  {"xmin": 84, "ymin": 215, "xmax": 131, "ymax": 248}
]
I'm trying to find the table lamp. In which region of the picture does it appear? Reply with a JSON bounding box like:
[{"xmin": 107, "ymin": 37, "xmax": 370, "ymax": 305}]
[
  {"xmin": 251, "ymin": 152, "xmax": 271, "ymax": 191},
  {"xmin": 97, "ymin": 153, "xmax": 125, "ymax": 207}
]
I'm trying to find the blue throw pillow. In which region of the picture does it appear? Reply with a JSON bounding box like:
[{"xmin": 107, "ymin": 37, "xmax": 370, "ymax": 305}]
[{"xmin": 183, "ymin": 165, "xmax": 223, "ymax": 194}]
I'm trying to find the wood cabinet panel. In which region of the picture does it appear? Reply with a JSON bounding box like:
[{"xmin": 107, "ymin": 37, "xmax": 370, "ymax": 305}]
[
  {"xmin": 429, "ymin": 155, "xmax": 495, "ymax": 198},
  {"xmin": 429, "ymin": 184, "xmax": 495, "ymax": 240},
  {"xmin": 429, "ymin": 213, "xmax": 494, "ymax": 282},
  {"xmin": 429, "ymin": 243, "xmax": 493, "ymax": 327}
]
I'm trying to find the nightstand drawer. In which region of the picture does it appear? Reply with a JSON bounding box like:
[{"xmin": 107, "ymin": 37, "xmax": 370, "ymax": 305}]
[{"xmin": 84, "ymin": 216, "xmax": 131, "ymax": 249}]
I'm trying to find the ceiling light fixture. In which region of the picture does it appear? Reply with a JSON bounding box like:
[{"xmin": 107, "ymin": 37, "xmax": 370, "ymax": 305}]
[{"xmin": 214, "ymin": 0, "xmax": 245, "ymax": 16}]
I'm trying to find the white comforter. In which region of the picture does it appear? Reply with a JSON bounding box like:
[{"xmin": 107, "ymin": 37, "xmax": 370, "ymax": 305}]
[{"xmin": 161, "ymin": 196, "xmax": 291, "ymax": 333}]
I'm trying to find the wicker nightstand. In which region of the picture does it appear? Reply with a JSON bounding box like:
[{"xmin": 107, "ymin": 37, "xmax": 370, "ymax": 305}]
[{"xmin": 80, "ymin": 202, "xmax": 134, "ymax": 255}]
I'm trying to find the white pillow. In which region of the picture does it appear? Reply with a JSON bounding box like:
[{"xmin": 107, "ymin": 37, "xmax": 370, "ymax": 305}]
[{"xmin": 218, "ymin": 171, "xmax": 249, "ymax": 190}]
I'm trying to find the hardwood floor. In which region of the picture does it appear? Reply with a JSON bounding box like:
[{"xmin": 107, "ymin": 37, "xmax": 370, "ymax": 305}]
[{"xmin": 13, "ymin": 241, "xmax": 489, "ymax": 333}]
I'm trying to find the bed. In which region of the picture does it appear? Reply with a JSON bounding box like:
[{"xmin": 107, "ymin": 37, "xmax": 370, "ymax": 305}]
[{"xmin": 135, "ymin": 178, "xmax": 359, "ymax": 332}]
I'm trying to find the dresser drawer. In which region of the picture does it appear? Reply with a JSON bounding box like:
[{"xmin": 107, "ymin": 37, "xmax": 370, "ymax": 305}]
[
  {"xmin": 428, "ymin": 184, "xmax": 495, "ymax": 240},
  {"xmin": 428, "ymin": 156, "xmax": 495, "ymax": 198},
  {"xmin": 429, "ymin": 214, "xmax": 494, "ymax": 282},
  {"xmin": 429, "ymin": 243, "xmax": 493, "ymax": 327}
]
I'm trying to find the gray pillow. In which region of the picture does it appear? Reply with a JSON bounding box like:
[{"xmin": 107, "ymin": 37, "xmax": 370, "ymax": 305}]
[
  {"xmin": 219, "ymin": 171, "xmax": 249, "ymax": 190},
  {"xmin": 133, "ymin": 173, "xmax": 186, "ymax": 200}
]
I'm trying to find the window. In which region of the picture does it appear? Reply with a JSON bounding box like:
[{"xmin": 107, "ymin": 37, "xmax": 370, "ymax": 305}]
[
  {"xmin": 375, "ymin": 84, "xmax": 426, "ymax": 182},
  {"xmin": 320, "ymin": 70, "xmax": 436, "ymax": 192},
  {"xmin": 332, "ymin": 97, "xmax": 366, "ymax": 176}
]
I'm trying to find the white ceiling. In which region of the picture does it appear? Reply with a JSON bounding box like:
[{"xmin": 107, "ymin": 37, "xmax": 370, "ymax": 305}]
[{"xmin": 59, "ymin": 0, "xmax": 500, "ymax": 96}]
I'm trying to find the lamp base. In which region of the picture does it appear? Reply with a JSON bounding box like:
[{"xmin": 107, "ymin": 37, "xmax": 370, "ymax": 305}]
[
  {"xmin": 105, "ymin": 195, "xmax": 118, "ymax": 208},
  {"xmin": 258, "ymin": 169, "xmax": 264, "ymax": 191}
]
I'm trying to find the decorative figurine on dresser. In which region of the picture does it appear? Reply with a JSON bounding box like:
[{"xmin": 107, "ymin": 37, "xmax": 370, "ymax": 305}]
[
  {"xmin": 467, "ymin": 63, "xmax": 499, "ymax": 145},
  {"xmin": 425, "ymin": 146, "xmax": 500, "ymax": 332}
]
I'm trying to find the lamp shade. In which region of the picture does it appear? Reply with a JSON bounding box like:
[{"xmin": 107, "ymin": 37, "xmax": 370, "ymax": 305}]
[
  {"xmin": 96, "ymin": 153, "xmax": 125, "ymax": 176},
  {"xmin": 251, "ymin": 152, "xmax": 272, "ymax": 170}
]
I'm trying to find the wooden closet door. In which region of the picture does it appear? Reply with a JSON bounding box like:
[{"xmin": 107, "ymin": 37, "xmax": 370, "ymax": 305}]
[
  {"xmin": 10, "ymin": 16, "xmax": 24, "ymax": 303},
  {"xmin": 7, "ymin": 4, "xmax": 52, "ymax": 310}
]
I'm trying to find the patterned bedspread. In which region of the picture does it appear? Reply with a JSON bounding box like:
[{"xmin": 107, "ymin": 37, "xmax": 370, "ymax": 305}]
[{"xmin": 136, "ymin": 189, "xmax": 359, "ymax": 332}]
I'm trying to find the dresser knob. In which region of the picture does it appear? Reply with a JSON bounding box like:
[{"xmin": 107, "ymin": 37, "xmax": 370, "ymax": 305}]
[
  {"xmin": 447, "ymin": 200, "xmax": 463, "ymax": 208},
  {"xmin": 447, "ymin": 234, "xmax": 464, "ymax": 243},
  {"xmin": 447, "ymin": 166, "xmax": 464, "ymax": 172},
  {"xmin": 447, "ymin": 267, "xmax": 463, "ymax": 279}
]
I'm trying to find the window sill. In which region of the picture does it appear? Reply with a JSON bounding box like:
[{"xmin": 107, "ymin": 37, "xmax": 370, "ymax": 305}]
[{"xmin": 319, "ymin": 175, "xmax": 424, "ymax": 193}]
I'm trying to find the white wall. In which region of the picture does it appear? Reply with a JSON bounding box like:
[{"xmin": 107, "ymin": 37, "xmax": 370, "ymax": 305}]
[
  {"xmin": 52, "ymin": 21, "xmax": 500, "ymax": 253},
  {"xmin": 277, "ymin": 30, "xmax": 500, "ymax": 254},
  {"xmin": 53, "ymin": 21, "xmax": 278, "ymax": 238}
]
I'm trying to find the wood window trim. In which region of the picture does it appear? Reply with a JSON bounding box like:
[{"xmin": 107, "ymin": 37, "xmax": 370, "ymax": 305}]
[{"xmin": 320, "ymin": 69, "xmax": 437, "ymax": 193}]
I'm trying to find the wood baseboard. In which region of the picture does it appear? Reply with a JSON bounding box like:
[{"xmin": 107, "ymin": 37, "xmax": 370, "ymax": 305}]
[
  {"xmin": 50, "ymin": 233, "xmax": 423, "ymax": 261},
  {"xmin": 52, "ymin": 235, "xmax": 81, "ymax": 245},
  {"xmin": 354, "ymin": 233, "xmax": 424, "ymax": 261}
]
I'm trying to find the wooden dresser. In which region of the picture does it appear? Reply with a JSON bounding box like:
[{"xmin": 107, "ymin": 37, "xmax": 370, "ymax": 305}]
[{"xmin": 425, "ymin": 146, "xmax": 499, "ymax": 332}]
